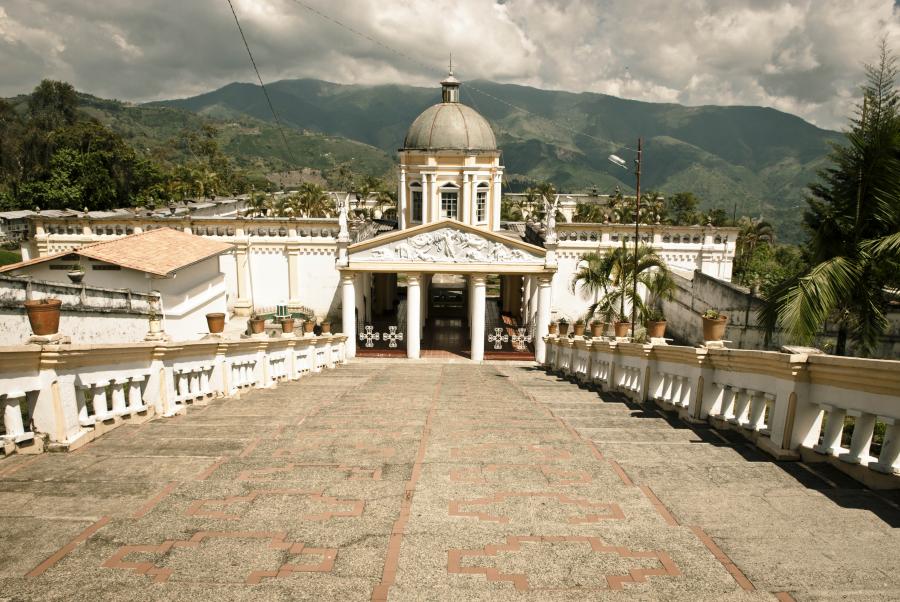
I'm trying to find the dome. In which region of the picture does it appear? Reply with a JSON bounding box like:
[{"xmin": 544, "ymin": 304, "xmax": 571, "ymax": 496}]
[{"xmin": 403, "ymin": 102, "xmax": 497, "ymax": 151}]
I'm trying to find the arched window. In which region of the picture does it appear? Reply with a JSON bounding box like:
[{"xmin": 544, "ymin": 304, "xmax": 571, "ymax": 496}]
[
  {"xmin": 440, "ymin": 183, "xmax": 459, "ymax": 220},
  {"xmin": 409, "ymin": 182, "xmax": 423, "ymax": 222},
  {"xmin": 475, "ymin": 182, "xmax": 489, "ymax": 223}
]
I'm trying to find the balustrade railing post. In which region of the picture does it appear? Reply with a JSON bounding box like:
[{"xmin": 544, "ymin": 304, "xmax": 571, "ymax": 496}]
[
  {"xmin": 840, "ymin": 412, "xmax": 877, "ymax": 465},
  {"xmin": 813, "ymin": 405, "xmax": 846, "ymax": 456},
  {"xmin": 872, "ymin": 420, "xmax": 900, "ymax": 475}
]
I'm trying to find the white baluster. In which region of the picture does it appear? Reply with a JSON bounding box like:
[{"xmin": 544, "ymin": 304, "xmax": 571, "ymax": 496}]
[
  {"xmin": 719, "ymin": 386, "xmax": 737, "ymax": 421},
  {"xmin": 814, "ymin": 405, "xmax": 846, "ymax": 455},
  {"xmin": 731, "ymin": 389, "xmax": 752, "ymax": 426},
  {"xmin": 872, "ymin": 419, "xmax": 900, "ymax": 475},
  {"xmin": 177, "ymin": 371, "xmax": 189, "ymax": 401},
  {"xmin": 128, "ymin": 377, "xmax": 146, "ymax": 412},
  {"xmin": 745, "ymin": 391, "xmax": 767, "ymax": 431},
  {"xmin": 840, "ymin": 412, "xmax": 877, "ymax": 465},
  {"xmin": 110, "ymin": 381, "xmax": 128, "ymax": 416},
  {"xmin": 1, "ymin": 393, "xmax": 30, "ymax": 442},
  {"xmin": 200, "ymin": 368, "xmax": 211, "ymax": 396},
  {"xmin": 188, "ymin": 368, "xmax": 203, "ymax": 399},
  {"xmin": 92, "ymin": 384, "xmax": 112, "ymax": 421},
  {"xmin": 76, "ymin": 386, "xmax": 93, "ymax": 426}
]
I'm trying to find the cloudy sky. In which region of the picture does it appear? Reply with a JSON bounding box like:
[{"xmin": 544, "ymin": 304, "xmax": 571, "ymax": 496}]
[{"xmin": 1, "ymin": 0, "xmax": 898, "ymax": 130}]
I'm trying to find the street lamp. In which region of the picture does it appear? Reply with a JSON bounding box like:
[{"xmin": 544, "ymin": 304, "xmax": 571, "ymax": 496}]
[{"xmin": 607, "ymin": 137, "xmax": 643, "ymax": 340}]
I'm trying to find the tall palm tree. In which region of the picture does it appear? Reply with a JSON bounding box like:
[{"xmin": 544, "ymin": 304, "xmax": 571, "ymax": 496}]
[
  {"xmin": 735, "ymin": 217, "xmax": 775, "ymax": 282},
  {"xmin": 761, "ymin": 43, "xmax": 900, "ymax": 356},
  {"xmin": 571, "ymin": 243, "xmax": 668, "ymax": 324}
]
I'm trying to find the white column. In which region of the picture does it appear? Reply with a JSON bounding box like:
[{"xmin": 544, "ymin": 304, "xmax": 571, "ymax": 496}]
[
  {"xmin": 470, "ymin": 275, "xmax": 486, "ymax": 362},
  {"xmin": 491, "ymin": 170, "xmax": 502, "ymax": 230},
  {"xmin": 342, "ymin": 272, "xmax": 356, "ymax": 359},
  {"xmin": 534, "ymin": 275, "xmax": 552, "ymax": 363},
  {"xmin": 406, "ymin": 273, "xmax": 421, "ymax": 359},
  {"xmin": 399, "ymin": 167, "xmax": 408, "ymax": 229},
  {"xmin": 462, "ymin": 173, "xmax": 472, "ymax": 225}
]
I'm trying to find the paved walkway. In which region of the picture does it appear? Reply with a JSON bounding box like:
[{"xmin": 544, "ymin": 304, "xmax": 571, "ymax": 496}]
[{"xmin": 1, "ymin": 362, "xmax": 898, "ymax": 600}]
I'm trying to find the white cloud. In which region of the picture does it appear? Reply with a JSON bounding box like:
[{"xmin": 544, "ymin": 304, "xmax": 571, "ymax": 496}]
[{"xmin": 0, "ymin": 0, "xmax": 897, "ymax": 128}]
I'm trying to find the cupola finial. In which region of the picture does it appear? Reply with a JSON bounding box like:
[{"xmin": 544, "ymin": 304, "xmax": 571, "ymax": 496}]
[{"xmin": 441, "ymin": 55, "xmax": 460, "ymax": 103}]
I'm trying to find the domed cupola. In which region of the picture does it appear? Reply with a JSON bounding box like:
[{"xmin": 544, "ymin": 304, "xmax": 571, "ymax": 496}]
[{"xmin": 402, "ymin": 70, "xmax": 497, "ymax": 152}]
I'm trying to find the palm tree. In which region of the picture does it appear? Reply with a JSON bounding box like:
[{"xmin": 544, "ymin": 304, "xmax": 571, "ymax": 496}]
[
  {"xmin": 571, "ymin": 243, "xmax": 668, "ymax": 324},
  {"xmin": 573, "ymin": 202, "xmax": 604, "ymax": 223},
  {"xmin": 293, "ymin": 182, "xmax": 333, "ymax": 217},
  {"xmin": 246, "ymin": 190, "xmax": 268, "ymax": 217},
  {"xmin": 735, "ymin": 217, "xmax": 775, "ymax": 283},
  {"xmin": 761, "ymin": 42, "xmax": 900, "ymax": 356}
]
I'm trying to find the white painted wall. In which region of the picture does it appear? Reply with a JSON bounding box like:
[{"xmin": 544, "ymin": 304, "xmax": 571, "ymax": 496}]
[{"xmin": 0, "ymin": 310, "xmax": 148, "ymax": 346}]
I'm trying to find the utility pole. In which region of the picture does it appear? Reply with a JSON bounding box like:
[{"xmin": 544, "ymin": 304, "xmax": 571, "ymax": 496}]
[{"xmin": 631, "ymin": 137, "xmax": 642, "ymax": 340}]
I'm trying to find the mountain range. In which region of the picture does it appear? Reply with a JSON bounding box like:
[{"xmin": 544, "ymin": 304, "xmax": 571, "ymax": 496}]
[{"xmin": 149, "ymin": 78, "xmax": 845, "ymax": 242}]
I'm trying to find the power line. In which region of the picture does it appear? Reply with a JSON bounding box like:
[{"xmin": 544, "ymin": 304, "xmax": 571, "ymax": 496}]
[
  {"xmin": 284, "ymin": 0, "xmax": 636, "ymax": 153},
  {"xmin": 225, "ymin": 0, "xmax": 297, "ymax": 167}
]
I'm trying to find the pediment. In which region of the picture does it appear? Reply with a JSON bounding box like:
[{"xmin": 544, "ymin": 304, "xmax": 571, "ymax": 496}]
[{"xmin": 348, "ymin": 220, "xmax": 545, "ymax": 267}]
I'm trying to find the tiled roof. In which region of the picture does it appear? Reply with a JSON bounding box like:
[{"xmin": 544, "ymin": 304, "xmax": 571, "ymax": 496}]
[{"xmin": 0, "ymin": 228, "xmax": 233, "ymax": 277}]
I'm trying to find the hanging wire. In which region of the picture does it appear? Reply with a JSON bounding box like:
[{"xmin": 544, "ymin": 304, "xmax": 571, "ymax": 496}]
[{"xmin": 225, "ymin": 0, "xmax": 297, "ymax": 166}]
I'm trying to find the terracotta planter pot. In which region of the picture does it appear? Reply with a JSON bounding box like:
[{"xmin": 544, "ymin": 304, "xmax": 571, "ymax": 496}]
[
  {"xmin": 320, "ymin": 321, "xmax": 332, "ymax": 334},
  {"xmin": 646, "ymin": 320, "xmax": 667, "ymax": 338},
  {"xmin": 249, "ymin": 317, "xmax": 266, "ymax": 334},
  {"xmin": 590, "ymin": 322, "xmax": 605, "ymax": 337},
  {"xmin": 558, "ymin": 323, "xmax": 569, "ymax": 336},
  {"xmin": 702, "ymin": 315, "xmax": 728, "ymax": 341},
  {"xmin": 304, "ymin": 320, "xmax": 316, "ymax": 334},
  {"xmin": 206, "ymin": 312, "xmax": 225, "ymax": 334},
  {"xmin": 613, "ymin": 321, "xmax": 632, "ymax": 338},
  {"xmin": 573, "ymin": 323, "xmax": 586, "ymax": 337},
  {"xmin": 548, "ymin": 322, "xmax": 558, "ymax": 335},
  {"xmin": 67, "ymin": 270, "xmax": 84, "ymax": 284},
  {"xmin": 24, "ymin": 298, "xmax": 62, "ymax": 336},
  {"xmin": 281, "ymin": 318, "xmax": 295, "ymax": 334}
]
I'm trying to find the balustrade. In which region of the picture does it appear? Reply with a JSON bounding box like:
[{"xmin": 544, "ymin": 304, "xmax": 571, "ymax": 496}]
[
  {"xmin": 0, "ymin": 334, "xmax": 347, "ymax": 456},
  {"xmin": 543, "ymin": 336, "xmax": 900, "ymax": 487}
]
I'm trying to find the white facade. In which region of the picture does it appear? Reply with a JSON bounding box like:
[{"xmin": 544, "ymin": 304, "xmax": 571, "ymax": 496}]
[{"xmin": 3, "ymin": 254, "xmax": 227, "ymax": 342}]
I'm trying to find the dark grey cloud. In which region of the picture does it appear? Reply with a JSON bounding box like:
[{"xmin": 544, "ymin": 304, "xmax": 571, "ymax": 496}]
[{"xmin": 1, "ymin": 0, "xmax": 897, "ymax": 129}]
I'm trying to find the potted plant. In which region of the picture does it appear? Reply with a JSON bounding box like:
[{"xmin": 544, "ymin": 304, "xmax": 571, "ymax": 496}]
[
  {"xmin": 24, "ymin": 298, "xmax": 62, "ymax": 336},
  {"xmin": 281, "ymin": 317, "xmax": 295, "ymax": 334},
  {"xmin": 613, "ymin": 319, "xmax": 632, "ymax": 338},
  {"xmin": 320, "ymin": 319, "xmax": 332, "ymax": 334},
  {"xmin": 67, "ymin": 263, "xmax": 85, "ymax": 284},
  {"xmin": 645, "ymin": 308, "xmax": 667, "ymax": 338},
  {"xmin": 303, "ymin": 319, "xmax": 316, "ymax": 334},
  {"xmin": 590, "ymin": 320, "xmax": 605, "ymax": 338},
  {"xmin": 548, "ymin": 322, "xmax": 559, "ymax": 336},
  {"xmin": 573, "ymin": 319, "xmax": 586, "ymax": 337},
  {"xmin": 702, "ymin": 308, "xmax": 727, "ymax": 341},
  {"xmin": 248, "ymin": 313, "xmax": 266, "ymax": 334},
  {"xmin": 558, "ymin": 319, "xmax": 569, "ymax": 336},
  {"xmin": 206, "ymin": 312, "xmax": 226, "ymax": 334}
]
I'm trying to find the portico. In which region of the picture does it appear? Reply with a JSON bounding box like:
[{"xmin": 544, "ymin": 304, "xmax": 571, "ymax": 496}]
[{"xmin": 340, "ymin": 220, "xmax": 555, "ymax": 361}]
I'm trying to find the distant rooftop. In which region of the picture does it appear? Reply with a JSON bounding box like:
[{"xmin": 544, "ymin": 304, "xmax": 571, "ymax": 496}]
[{"xmin": 0, "ymin": 228, "xmax": 233, "ymax": 277}]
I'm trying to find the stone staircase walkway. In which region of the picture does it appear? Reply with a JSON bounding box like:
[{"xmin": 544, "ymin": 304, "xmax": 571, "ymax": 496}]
[{"xmin": 0, "ymin": 361, "xmax": 897, "ymax": 600}]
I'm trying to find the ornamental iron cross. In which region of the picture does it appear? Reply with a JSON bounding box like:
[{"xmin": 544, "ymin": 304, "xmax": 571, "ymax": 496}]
[
  {"xmin": 359, "ymin": 325, "xmax": 380, "ymax": 348},
  {"xmin": 488, "ymin": 327, "xmax": 509, "ymax": 350},
  {"xmin": 510, "ymin": 327, "xmax": 533, "ymax": 351},
  {"xmin": 382, "ymin": 326, "xmax": 404, "ymax": 348}
]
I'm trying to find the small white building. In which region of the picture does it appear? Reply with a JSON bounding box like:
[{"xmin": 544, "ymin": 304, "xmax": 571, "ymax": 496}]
[
  {"xmin": 0, "ymin": 210, "xmax": 35, "ymax": 243},
  {"xmin": 0, "ymin": 228, "xmax": 232, "ymax": 341}
]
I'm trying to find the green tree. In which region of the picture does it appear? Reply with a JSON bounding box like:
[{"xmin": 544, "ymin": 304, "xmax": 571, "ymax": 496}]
[
  {"xmin": 669, "ymin": 192, "xmax": 701, "ymax": 225},
  {"xmin": 761, "ymin": 42, "xmax": 900, "ymax": 356}
]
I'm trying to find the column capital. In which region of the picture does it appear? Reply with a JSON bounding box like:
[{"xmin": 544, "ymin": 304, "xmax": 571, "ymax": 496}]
[
  {"xmin": 405, "ymin": 272, "xmax": 422, "ymax": 285},
  {"xmin": 341, "ymin": 271, "xmax": 356, "ymax": 283},
  {"xmin": 471, "ymin": 274, "xmax": 487, "ymax": 285},
  {"xmin": 538, "ymin": 274, "xmax": 553, "ymax": 285}
]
